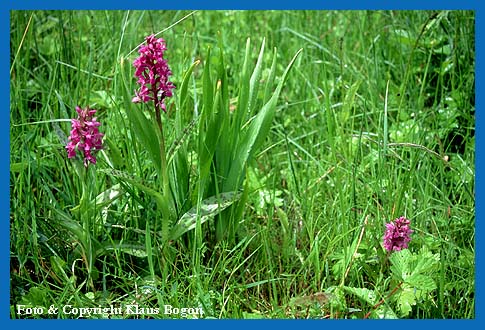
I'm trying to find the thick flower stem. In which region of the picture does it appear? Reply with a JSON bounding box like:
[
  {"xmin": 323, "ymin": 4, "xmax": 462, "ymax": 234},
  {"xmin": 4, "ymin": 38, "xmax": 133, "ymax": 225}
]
[
  {"xmin": 155, "ymin": 106, "xmax": 168, "ymax": 181},
  {"xmin": 80, "ymin": 167, "xmax": 95, "ymax": 291},
  {"xmin": 154, "ymin": 104, "xmax": 174, "ymax": 244}
]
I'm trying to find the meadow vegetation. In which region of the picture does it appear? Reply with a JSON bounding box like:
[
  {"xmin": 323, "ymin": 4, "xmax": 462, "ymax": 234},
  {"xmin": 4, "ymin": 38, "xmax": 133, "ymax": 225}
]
[{"xmin": 10, "ymin": 10, "xmax": 475, "ymax": 319}]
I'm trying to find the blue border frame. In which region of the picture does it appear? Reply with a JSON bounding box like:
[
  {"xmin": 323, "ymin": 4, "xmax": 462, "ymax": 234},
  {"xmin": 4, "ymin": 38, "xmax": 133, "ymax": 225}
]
[
  {"xmin": 476, "ymin": 5, "xmax": 482, "ymax": 328},
  {"xmin": 3, "ymin": 1, "xmax": 479, "ymax": 10},
  {"xmin": 3, "ymin": 0, "xmax": 481, "ymax": 328}
]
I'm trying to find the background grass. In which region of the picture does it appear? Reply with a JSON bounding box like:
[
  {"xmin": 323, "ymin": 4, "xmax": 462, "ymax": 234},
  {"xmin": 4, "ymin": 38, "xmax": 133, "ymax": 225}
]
[{"xmin": 10, "ymin": 10, "xmax": 474, "ymax": 319}]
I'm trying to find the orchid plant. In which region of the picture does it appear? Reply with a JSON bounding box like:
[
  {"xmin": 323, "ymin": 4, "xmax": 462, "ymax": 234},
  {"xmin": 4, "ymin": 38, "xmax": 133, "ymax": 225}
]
[
  {"xmin": 64, "ymin": 105, "xmax": 104, "ymax": 288},
  {"xmin": 114, "ymin": 35, "xmax": 302, "ymax": 262}
]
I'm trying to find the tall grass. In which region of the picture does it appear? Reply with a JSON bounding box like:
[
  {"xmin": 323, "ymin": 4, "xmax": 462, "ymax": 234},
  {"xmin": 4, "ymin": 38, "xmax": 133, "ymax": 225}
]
[{"xmin": 10, "ymin": 10, "xmax": 474, "ymax": 319}]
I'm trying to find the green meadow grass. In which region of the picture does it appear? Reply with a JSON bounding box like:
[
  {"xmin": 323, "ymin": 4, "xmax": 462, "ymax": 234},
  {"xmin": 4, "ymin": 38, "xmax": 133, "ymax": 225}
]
[{"xmin": 10, "ymin": 10, "xmax": 474, "ymax": 319}]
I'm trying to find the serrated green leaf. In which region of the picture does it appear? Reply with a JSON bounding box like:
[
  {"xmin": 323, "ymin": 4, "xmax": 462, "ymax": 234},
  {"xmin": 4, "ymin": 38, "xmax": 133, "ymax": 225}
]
[
  {"xmin": 407, "ymin": 274, "xmax": 437, "ymax": 293},
  {"xmin": 396, "ymin": 283, "xmax": 416, "ymax": 317},
  {"xmin": 413, "ymin": 246, "xmax": 440, "ymax": 275},
  {"xmin": 389, "ymin": 247, "xmax": 440, "ymax": 317},
  {"xmin": 390, "ymin": 249, "xmax": 412, "ymax": 281},
  {"xmin": 390, "ymin": 247, "xmax": 440, "ymax": 286},
  {"xmin": 374, "ymin": 305, "xmax": 399, "ymax": 319},
  {"xmin": 325, "ymin": 286, "xmax": 348, "ymax": 311},
  {"xmin": 343, "ymin": 286, "xmax": 377, "ymax": 306}
]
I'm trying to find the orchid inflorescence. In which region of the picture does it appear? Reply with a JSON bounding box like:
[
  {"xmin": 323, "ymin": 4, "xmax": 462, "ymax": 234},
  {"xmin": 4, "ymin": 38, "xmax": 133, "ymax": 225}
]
[
  {"xmin": 132, "ymin": 34, "xmax": 175, "ymax": 113},
  {"xmin": 383, "ymin": 216, "xmax": 413, "ymax": 252},
  {"xmin": 66, "ymin": 106, "xmax": 104, "ymax": 167}
]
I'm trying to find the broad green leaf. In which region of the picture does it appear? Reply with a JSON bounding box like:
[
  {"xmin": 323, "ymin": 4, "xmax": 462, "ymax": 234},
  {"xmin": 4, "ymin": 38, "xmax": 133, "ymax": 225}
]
[
  {"xmin": 53, "ymin": 208, "xmax": 87, "ymax": 244},
  {"xmin": 392, "ymin": 29, "xmax": 415, "ymax": 47},
  {"xmin": 217, "ymin": 37, "xmax": 230, "ymax": 115},
  {"xmin": 167, "ymin": 118, "xmax": 196, "ymax": 166},
  {"xmin": 374, "ymin": 305, "xmax": 399, "ymax": 319},
  {"xmin": 197, "ymin": 47, "xmax": 224, "ymax": 199},
  {"xmin": 248, "ymin": 38, "xmax": 266, "ymax": 115},
  {"xmin": 52, "ymin": 209, "xmax": 100, "ymax": 278},
  {"xmin": 124, "ymin": 104, "xmax": 162, "ymax": 173},
  {"xmin": 389, "ymin": 247, "xmax": 440, "ymax": 317},
  {"xmin": 120, "ymin": 61, "xmax": 162, "ymax": 173},
  {"xmin": 389, "ymin": 249, "xmax": 412, "ymax": 281},
  {"xmin": 343, "ymin": 286, "xmax": 377, "ymax": 306},
  {"xmin": 214, "ymin": 43, "xmax": 231, "ymax": 178},
  {"xmin": 223, "ymin": 47, "xmax": 303, "ymax": 192},
  {"xmin": 169, "ymin": 62, "xmax": 198, "ymax": 212},
  {"xmin": 97, "ymin": 241, "xmax": 147, "ymax": 258},
  {"xmin": 251, "ymin": 47, "xmax": 304, "ymax": 155},
  {"xmin": 93, "ymin": 183, "xmax": 122, "ymax": 210},
  {"xmin": 104, "ymin": 137, "xmax": 125, "ymax": 168},
  {"xmin": 91, "ymin": 90, "xmax": 117, "ymax": 108},
  {"xmin": 243, "ymin": 277, "xmax": 283, "ymax": 289},
  {"xmin": 49, "ymin": 256, "xmax": 72, "ymax": 283},
  {"xmin": 396, "ymin": 283, "xmax": 416, "ymax": 317},
  {"xmin": 407, "ymin": 274, "xmax": 437, "ymax": 293},
  {"xmin": 108, "ymin": 169, "xmax": 164, "ymax": 207},
  {"xmin": 262, "ymin": 48, "xmax": 278, "ymax": 102},
  {"xmin": 107, "ymin": 170, "xmax": 173, "ymax": 240},
  {"xmin": 178, "ymin": 60, "xmax": 200, "ymax": 111},
  {"xmin": 412, "ymin": 246, "xmax": 440, "ymax": 275},
  {"xmin": 390, "ymin": 247, "xmax": 440, "ymax": 283},
  {"xmin": 233, "ymin": 38, "xmax": 252, "ymax": 135},
  {"xmin": 146, "ymin": 218, "xmax": 155, "ymax": 276},
  {"xmin": 201, "ymin": 47, "xmax": 213, "ymax": 125},
  {"xmin": 169, "ymin": 191, "xmax": 241, "ymax": 241},
  {"xmin": 198, "ymin": 86, "xmax": 223, "ymax": 198}
]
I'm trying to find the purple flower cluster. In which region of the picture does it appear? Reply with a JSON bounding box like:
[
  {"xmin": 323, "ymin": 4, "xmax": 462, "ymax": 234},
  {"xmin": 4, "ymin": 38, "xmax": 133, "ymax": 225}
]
[
  {"xmin": 132, "ymin": 34, "xmax": 175, "ymax": 112},
  {"xmin": 66, "ymin": 106, "xmax": 104, "ymax": 167},
  {"xmin": 383, "ymin": 216, "xmax": 413, "ymax": 252}
]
